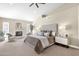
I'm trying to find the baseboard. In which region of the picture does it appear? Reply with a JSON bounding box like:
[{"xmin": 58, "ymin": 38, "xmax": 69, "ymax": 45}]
[
  {"xmin": 69, "ymin": 45, "xmax": 79, "ymax": 49},
  {"xmin": 55, "ymin": 42, "xmax": 69, "ymax": 48}
]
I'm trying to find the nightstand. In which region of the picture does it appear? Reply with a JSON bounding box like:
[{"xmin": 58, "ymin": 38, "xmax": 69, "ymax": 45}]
[
  {"xmin": 55, "ymin": 36, "xmax": 69, "ymax": 48},
  {"xmin": 47, "ymin": 36, "xmax": 55, "ymax": 45}
]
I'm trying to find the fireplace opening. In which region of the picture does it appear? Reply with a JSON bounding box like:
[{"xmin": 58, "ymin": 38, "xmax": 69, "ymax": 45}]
[{"xmin": 16, "ymin": 31, "xmax": 22, "ymax": 36}]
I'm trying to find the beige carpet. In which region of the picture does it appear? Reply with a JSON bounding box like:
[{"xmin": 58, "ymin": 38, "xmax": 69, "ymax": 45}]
[{"xmin": 0, "ymin": 37, "xmax": 79, "ymax": 56}]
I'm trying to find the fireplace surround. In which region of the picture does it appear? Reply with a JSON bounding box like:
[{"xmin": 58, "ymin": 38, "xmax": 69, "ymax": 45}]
[{"xmin": 15, "ymin": 31, "xmax": 22, "ymax": 36}]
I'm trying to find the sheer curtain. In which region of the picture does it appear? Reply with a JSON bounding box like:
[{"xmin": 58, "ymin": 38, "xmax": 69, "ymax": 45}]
[
  {"xmin": 3, "ymin": 22, "xmax": 9, "ymax": 34},
  {"xmin": 3, "ymin": 22, "xmax": 9, "ymax": 41}
]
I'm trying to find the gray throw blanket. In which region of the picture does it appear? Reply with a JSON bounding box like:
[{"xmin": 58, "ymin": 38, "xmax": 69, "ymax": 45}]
[{"xmin": 24, "ymin": 35, "xmax": 39, "ymax": 48}]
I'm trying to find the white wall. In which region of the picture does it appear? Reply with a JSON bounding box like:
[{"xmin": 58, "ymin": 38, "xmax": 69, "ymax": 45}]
[
  {"xmin": 78, "ymin": 5, "xmax": 79, "ymax": 40},
  {"xmin": 33, "ymin": 4, "xmax": 79, "ymax": 47},
  {"xmin": 0, "ymin": 17, "xmax": 32, "ymax": 36}
]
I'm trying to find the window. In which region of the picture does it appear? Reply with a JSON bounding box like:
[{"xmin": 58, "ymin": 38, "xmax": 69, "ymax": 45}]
[{"xmin": 3, "ymin": 22, "xmax": 9, "ymax": 34}]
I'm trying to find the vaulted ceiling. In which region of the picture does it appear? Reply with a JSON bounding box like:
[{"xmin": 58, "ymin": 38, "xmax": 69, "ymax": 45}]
[{"xmin": 0, "ymin": 3, "xmax": 63, "ymax": 21}]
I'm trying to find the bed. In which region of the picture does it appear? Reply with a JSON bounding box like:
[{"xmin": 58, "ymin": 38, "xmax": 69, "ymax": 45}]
[{"xmin": 24, "ymin": 24, "xmax": 58, "ymax": 54}]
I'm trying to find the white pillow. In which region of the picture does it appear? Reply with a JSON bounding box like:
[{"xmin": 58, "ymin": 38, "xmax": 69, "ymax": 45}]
[
  {"xmin": 37, "ymin": 32, "xmax": 44, "ymax": 36},
  {"xmin": 52, "ymin": 32, "xmax": 56, "ymax": 36},
  {"xmin": 44, "ymin": 32, "xmax": 49, "ymax": 37}
]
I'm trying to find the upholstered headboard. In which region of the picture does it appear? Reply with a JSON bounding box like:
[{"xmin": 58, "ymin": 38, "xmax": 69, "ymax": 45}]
[{"xmin": 40, "ymin": 24, "xmax": 58, "ymax": 33}]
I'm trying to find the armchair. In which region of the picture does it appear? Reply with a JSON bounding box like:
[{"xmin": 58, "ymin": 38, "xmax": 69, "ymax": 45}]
[{"xmin": 0, "ymin": 31, "xmax": 5, "ymax": 42}]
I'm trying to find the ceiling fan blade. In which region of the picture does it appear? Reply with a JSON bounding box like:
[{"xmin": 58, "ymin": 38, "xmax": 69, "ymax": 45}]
[
  {"xmin": 29, "ymin": 3, "xmax": 34, "ymax": 7},
  {"xmin": 35, "ymin": 3, "xmax": 39, "ymax": 8},
  {"xmin": 39, "ymin": 3, "xmax": 46, "ymax": 4}
]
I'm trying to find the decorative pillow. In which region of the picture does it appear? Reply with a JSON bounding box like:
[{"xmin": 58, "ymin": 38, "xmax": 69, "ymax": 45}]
[
  {"xmin": 52, "ymin": 32, "xmax": 56, "ymax": 36},
  {"xmin": 37, "ymin": 32, "xmax": 44, "ymax": 36},
  {"xmin": 44, "ymin": 32, "xmax": 49, "ymax": 37}
]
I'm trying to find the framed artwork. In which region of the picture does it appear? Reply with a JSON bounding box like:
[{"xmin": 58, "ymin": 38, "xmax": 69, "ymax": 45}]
[{"xmin": 16, "ymin": 23, "xmax": 22, "ymax": 30}]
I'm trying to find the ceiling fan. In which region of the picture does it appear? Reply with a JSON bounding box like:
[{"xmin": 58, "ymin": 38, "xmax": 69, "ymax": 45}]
[{"xmin": 29, "ymin": 3, "xmax": 46, "ymax": 8}]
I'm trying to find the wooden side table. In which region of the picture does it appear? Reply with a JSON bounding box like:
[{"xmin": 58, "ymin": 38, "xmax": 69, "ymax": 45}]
[{"xmin": 47, "ymin": 36, "xmax": 55, "ymax": 45}]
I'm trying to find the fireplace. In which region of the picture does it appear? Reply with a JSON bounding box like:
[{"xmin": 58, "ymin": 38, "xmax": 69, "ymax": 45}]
[{"xmin": 16, "ymin": 31, "xmax": 22, "ymax": 36}]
